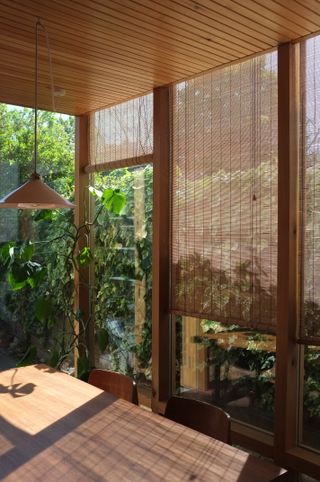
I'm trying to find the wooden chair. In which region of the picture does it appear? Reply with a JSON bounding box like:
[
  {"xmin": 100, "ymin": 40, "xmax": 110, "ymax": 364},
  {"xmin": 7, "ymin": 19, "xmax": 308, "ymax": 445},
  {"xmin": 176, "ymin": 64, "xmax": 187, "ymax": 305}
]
[
  {"xmin": 165, "ymin": 396, "xmax": 231, "ymax": 444},
  {"xmin": 88, "ymin": 369, "xmax": 139, "ymax": 405}
]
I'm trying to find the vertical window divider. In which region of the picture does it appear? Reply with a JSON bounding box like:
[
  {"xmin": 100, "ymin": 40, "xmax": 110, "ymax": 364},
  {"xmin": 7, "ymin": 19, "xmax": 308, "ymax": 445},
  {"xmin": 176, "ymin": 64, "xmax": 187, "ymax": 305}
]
[
  {"xmin": 74, "ymin": 114, "xmax": 94, "ymax": 370},
  {"xmin": 152, "ymin": 86, "xmax": 171, "ymax": 412},
  {"xmin": 275, "ymin": 42, "xmax": 300, "ymax": 464}
]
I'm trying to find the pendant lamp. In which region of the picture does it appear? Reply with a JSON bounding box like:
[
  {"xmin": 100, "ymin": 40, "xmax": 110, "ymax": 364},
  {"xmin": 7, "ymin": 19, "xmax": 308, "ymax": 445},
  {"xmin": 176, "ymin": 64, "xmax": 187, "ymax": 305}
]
[{"xmin": 0, "ymin": 19, "xmax": 75, "ymax": 209}]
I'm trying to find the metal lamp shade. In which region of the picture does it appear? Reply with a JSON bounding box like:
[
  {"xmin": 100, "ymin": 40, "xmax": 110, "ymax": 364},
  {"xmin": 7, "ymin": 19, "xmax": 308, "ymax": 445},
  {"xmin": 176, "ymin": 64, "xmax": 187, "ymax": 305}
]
[{"xmin": 0, "ymin": 174, "xmax": 75, "ymax": 209}]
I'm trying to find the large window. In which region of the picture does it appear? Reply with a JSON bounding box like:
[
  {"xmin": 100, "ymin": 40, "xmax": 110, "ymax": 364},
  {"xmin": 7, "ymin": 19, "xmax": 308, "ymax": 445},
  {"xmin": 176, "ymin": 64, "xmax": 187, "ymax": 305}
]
[
  {"xmin": 171, "ymin": 52, "xmax": 278, "ymax": 431},
  {"xmin": 92, "ymin": 165, "xmax": 153, "ymax": 406},
  {"xmin": 88, "ymin": 94, "xmax": 154, "ymax": 407},
  {"xmin": 299, "ymin": 36, "xmax": 320, "ymax": 452},
  {"xmin": 0, "ymin": 104, "xmax": 75, "ymax": 367}
]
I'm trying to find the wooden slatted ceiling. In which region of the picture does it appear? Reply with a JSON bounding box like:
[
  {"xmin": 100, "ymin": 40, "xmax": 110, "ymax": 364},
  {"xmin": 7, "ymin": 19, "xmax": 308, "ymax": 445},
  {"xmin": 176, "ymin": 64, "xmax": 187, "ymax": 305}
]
[{"xmin": 0, "ymin": 0, "xmax": 320, "ymax": 115}]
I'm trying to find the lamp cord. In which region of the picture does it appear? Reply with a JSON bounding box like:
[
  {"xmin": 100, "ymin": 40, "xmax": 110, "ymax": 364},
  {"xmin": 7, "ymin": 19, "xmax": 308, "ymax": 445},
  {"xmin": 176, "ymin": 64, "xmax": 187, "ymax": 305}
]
[
  {"xmin": 34, "ymin": 18, "xmax": 56, "ymax": 177},
  {"xmin": 34, "ymin": 18, "xmax": 39, "ymax": 175}
]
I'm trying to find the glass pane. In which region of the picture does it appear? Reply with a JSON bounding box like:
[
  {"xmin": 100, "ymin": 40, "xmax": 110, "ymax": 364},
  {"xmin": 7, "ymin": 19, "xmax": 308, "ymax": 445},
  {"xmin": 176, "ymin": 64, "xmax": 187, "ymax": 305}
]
[
  {"xmin": 0, "ymin": 105, "xmax": 75, "ymax": 369},
  {"xmin": 93, "ymin": 165, "xmax": 153, "ymax": 407},
  {"xmin": 301, "ymin": 346, "xmax": 320, "ymax": 451},
  {"xmin": 176, "ymin": 316, "xmax": 276, "ymax": 432},
  {"xmin": 300, "ymin": 35, "xmax": 320, "ymax": 340}
]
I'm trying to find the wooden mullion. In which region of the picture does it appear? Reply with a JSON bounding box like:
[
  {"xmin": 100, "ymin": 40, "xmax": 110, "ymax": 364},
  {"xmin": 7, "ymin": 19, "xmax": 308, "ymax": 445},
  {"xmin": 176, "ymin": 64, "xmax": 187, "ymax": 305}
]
[
  {"xmin": 274, "ymin": 42, "xmax": 300, "ymax": 462},
  {"xmin": 152, "ymin": 86, "xmax": 171, "ymax": 411},
  {"xmin": 74, "ymin": 114, "xmax": 95, "ymax": 369},
  {"xmin": 284, "ymin": 447, "xmax": 320, "ymax": 479}
]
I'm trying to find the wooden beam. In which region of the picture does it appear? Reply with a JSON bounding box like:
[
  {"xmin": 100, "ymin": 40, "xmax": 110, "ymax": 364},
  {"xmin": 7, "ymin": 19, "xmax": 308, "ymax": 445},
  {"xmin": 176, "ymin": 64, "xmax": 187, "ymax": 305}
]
[
  {"xmin": 152, "ymin": 86, "xmax": 171, "ymax": 410},
  {"xmin": 74, "ymin": 114, "xmax": 94, "ymax": 369},
  {"xmin": 274, "ymin": 42, "xmax": 300, "ymax": 462},
  {"xmin": 84, "ymin": 154, "xmax": 153, "ymax": 173}
]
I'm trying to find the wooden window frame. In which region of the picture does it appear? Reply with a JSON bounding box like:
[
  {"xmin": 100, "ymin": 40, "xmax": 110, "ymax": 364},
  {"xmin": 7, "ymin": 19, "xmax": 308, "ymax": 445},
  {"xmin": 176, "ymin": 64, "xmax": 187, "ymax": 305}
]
[{"xmin": 75, "ymin": 48, "xmax": 320, "ymax": 478}]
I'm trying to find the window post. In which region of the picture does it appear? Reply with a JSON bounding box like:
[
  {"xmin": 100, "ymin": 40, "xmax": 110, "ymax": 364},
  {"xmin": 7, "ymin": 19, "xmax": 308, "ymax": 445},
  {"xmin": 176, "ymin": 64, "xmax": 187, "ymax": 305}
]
[
  {"xmin": 275, "ymin": 42, "xmax": 300, "ymax": 464},
  {"xmin": 74, "ymin": 114, "xmax": 94, "ymax": 370},
  {"xmin": 152, "ymin": 86, "xmax": 171, "ymax": 412}
]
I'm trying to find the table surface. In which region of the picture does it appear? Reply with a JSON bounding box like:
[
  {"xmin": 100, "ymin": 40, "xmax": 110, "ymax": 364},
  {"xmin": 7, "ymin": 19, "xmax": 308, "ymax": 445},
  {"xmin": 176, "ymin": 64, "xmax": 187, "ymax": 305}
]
[{"xmin": 0, "ymin": 364, "xmax": 287, "ymax": 482}]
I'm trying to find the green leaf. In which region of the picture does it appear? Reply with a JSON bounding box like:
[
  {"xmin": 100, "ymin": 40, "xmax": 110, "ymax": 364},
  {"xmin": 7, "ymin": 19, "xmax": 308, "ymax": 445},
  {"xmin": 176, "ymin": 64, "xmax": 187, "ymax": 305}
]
[
  {"xmin": 102, "ymin": 188, "xmax": 126, "ymax": 215},
  {"xmin": 16, "ymin": 345, "xmax": 37, "ymax": 367},
  {"xmin": 20, "ymin": 242, "xmax": 34, "ymax": 262},
  {"xmin": 26, "ymin": 262, "xmax": 46, "ymax": 288},
  {"xmin": 7, "ymin": 260, "xmax": 46, "ymax": 290},
  {"xmin": 7, "ymin": 272, "xmax": 27, "ymax": 290},
  {"xmin": 0, "ymin": 242, "xmax": 14, "ymax": 261},
  {"xmin": 97, "ymin": 327, "xmax": 109, "ymax": 353},
  {"xmin": 35, "ymin": 297, "xmax": 53, "ymax": 322},
  {"xmin": 34, "ymin": 209, "xmax": 53, "ymax": 222},
  {"xmin": 0, "ymin": 242, "xmax": 14, "ymax": 271},
  {"xmin": 77, "ymin": 246, "xmax": 93, "ymax": 266},
  {"xmin": 27, "ymin": 268, "xmax": 46, "ymax": 288},
  {"xmin": 10, "ymin": 262, "xmax": 29, "ymax": 283}
]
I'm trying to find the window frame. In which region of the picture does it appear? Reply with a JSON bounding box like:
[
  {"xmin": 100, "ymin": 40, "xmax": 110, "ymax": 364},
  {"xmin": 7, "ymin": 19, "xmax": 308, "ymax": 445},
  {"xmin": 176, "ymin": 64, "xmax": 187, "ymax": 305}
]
[{"xmin": 76, "ymin": 45, "xmax": 320, "ymax": 478}]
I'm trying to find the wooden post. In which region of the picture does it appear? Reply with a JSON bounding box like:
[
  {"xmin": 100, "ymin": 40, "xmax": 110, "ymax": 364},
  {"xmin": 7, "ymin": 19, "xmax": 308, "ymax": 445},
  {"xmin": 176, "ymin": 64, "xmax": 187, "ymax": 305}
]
[
  {"xmin": 152, "ymin": 86, "xmax": 171, "ymax": 412},
  {"xmin": 74, "ymin": 114, "xmax": 94, "ymax": 370},
  {"xmin": 275, "ymin": 42, "xmax": 300, "ymax": 463}
]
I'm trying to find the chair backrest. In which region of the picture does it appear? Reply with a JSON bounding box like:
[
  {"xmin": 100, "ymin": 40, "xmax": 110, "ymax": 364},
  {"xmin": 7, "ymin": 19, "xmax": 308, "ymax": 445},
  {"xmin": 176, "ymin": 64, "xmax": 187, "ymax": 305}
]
[
  {"xmin": 88, "ymin": 369, "xmax": 138, "ymax": 405},
  {"xmin": 165, "ymin": 396, "xmax": 231, "ymax": 444}
]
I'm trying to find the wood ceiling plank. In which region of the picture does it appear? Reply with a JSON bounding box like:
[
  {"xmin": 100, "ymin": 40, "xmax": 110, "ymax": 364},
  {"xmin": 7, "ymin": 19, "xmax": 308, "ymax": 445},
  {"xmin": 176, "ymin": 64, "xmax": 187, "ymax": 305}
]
[
  {"xmin": 0, "ymin": 0, "xmax": 319, "ymax": 114},
  {"xmin": 0, "ymin": 22, "xmax": 199, "ymax": 80},
  {"xmin": 0, "ymin": 79, "xmax": 131, "ymax": 114},
  {"xmin": 109, "ymin": 0, "xmax": 257, "ymax": 55},
  {"xmin": 0, "ymin": 48, "xmax": 158, "ymax": 89},
  {"xmin": 53, "ymin": 0, "xmax": 239, "ymax": 60},
  {"xmin": 163, "ymin": 0, "xmax": 273, "ymax": 49},
  {"xmin": 0, "ymin": 62, "xmax": 148, "ymax": 100},
  {"xmin": 296, "ymin": 0, "xmax": 320, "ymax": 18},
  {"xmin": 6, "ymin": 0, "xmax": 226, "ymax": 68},
  {"xmin": 252, "ymin": 0, "xmax": 320, "ymax": 31},
  {"xmin": 175, "ymin": 0, "xmax": 292, "ymax": 43},
  {"xmin": 214, "ymin": 0, "xmax": 307, "ymax": 37},
  {"xmin": 0, "ymin": 1, "xmax": 216, "ymax": 73},
  {"xmin": 0, "ymin": 33, "xmax": 185, "ymax": 87}
]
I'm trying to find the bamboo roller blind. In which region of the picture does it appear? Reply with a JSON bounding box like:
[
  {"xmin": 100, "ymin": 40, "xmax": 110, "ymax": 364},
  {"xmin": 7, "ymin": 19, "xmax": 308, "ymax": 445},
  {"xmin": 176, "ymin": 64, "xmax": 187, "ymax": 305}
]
[
  {"xmin": 89, "ymin": 94, "xmax": 153, "ymax": 170},
  {"xmin": 170, "ymin": 53, "xmax": 278, "ymax": 332},
  {"xmin": 300, "ymin": 37, "xmax": 320, "ymax": 341}
]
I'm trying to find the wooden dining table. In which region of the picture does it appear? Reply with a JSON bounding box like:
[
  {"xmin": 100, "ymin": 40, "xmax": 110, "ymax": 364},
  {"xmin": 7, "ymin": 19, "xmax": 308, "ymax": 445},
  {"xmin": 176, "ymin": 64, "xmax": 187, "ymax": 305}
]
[{"xmin": 0, "ymin": 364, "xmax": 288, "ymax": 481}]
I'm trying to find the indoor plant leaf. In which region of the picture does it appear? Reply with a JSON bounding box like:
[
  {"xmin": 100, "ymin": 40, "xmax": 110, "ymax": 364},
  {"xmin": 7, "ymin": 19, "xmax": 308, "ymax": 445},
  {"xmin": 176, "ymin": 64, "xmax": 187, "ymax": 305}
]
[{"xmin": 77, "ymin": 246, "xmax": 93, "ymax": 266}]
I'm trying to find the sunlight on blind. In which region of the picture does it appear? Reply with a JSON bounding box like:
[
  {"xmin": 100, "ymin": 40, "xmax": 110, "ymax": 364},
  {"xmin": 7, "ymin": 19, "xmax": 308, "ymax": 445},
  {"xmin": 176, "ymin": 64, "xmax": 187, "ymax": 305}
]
[
  {"xmin": 89, "ymin": 94, "xmax": 153, "ymax": 167},
  {"xmin": 171, "ymin": 53, "xmax": 278, "ymax": 332},
  {"xmin": 300, "ymin": 37, "xmax": 320, "ymax": 340}
]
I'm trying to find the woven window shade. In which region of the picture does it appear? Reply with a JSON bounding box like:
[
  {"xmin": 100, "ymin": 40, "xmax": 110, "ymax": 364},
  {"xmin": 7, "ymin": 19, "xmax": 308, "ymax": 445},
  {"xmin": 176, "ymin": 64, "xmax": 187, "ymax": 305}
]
[
  {"xmin": 89, "ymin": 94, "xmax": 153, "ymax": 171},
  {"xmin": 300, "ymin": 37, "xmax": 320, "ymax": 341},
  {"xmin": 171, "ymin": 53, "xmax": 278, "ymax": 332}
]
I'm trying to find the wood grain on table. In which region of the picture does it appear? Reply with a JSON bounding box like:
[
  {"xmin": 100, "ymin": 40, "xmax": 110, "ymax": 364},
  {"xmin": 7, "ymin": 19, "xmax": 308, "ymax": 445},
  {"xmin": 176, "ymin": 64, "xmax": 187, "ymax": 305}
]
[{"xmin": 0, "ymin": 365, "xmax": 287, "ymax": 481}]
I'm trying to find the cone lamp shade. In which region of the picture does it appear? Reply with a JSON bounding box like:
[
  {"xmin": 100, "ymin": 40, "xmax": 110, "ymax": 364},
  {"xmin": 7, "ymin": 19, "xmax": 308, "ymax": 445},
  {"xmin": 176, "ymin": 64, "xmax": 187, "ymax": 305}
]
[
  {"xmin": 0, "ymin": 173, "xmax": 75, "ymax": 209},
  {"xmin": 0, "ymin": 19, "xmax": 75, "ymax": 210}
]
